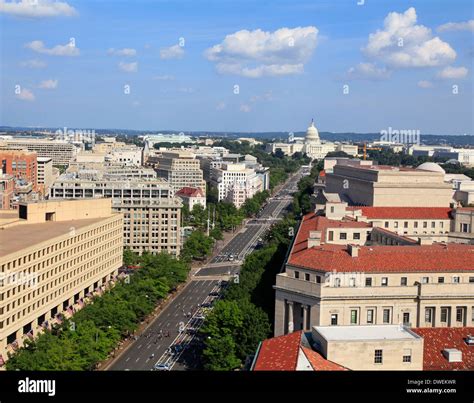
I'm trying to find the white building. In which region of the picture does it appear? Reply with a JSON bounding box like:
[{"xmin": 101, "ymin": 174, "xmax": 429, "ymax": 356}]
[
  {"xmin": 212, "ymin": 163, "xmax": 263, "ymax": 208},
  {"xmin": 105, "ymin": 146, "xmax": 143, "ymax": 166},
  {"xmin": 266, "ymin": 120, "xmax": 358, "ymax": 160}
]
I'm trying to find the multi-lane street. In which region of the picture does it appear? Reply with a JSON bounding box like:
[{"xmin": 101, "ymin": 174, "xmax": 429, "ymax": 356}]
[{"xmin": 108, "ymin": 166, "xmax": 309, "ymax": 371}]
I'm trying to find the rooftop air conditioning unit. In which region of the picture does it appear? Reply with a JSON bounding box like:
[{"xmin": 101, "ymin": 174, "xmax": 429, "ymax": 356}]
[{"xmin": 442, "ymin": 348, "xmax": 462, "ymax": 363}]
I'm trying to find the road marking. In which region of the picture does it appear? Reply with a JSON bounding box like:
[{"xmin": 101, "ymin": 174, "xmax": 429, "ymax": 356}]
[
  {"xmin": 137, "ymin": 344, "xmax": 142, "ymax": 349},
  {"xmin": 125, "ymin": 357, "xmax": 130, "ymax": 362}
]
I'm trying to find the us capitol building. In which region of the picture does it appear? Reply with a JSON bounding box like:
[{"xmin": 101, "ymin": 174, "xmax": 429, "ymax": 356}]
[{"xmin": 266, "ymin": 119, "xmax": 358, "ymax": 160}]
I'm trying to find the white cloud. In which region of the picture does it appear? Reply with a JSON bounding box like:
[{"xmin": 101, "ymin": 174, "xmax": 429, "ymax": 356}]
[
  {"xmin": 38, "ymin": 79, "xmax": 58, "ymax": 89},
  {"xmin": 20, "ymin": 59, "xmax": 46, "ymax": 68},
  {"xmin": 160, "ymin": 45, "xmax": 184, "ymax": 60},
  {"xmin": 346, "ymin": 62, "xmax": 391, "ymax": 80},
  {"xmin": 152, "ymin": 75, "xmax": 175, "ymax": 81},
  {"xmin": 436, "ymin": 66, "xmax": 468, "ymax": 79},
  {"xmin": 417, "ymin": 80, "xmax": 433, "ymax": 88},
  {"xmin": 0, "ymin": 0, "xmax": 77, "ymax": 18},
  {"xmin": 205, "ymin": 26, "xmax": 318, "ymax": 78},
  {"xmin": 216, "ymin": 101, "xmax": 226, "ymax": 111},
  {"xmin": 118, "ymin": 61, "xmax": 138, "ymax": 73},
  {"xmin": 108, "ymin": 48, "xmax": 137, "ymax": 57},
  {"xmin": 363, "ymin": 7, "xmax": 456, "ymax": 68},
  {"xmin": 437, "ymin": 20, "xmax": 474, "ymax": 33},
  {"xmin": 240, "ymin": 104, "xmax": 251, "ymax": 113},
  {"xmin": 15, "ymin": 87, "xmax": 35, "ymax": 101},
  {"xmin": 25, "ymin": 40, "xmax": 79, "ymax": 56}
]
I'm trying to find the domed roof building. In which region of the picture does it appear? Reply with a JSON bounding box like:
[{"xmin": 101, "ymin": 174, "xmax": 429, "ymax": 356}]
[
  {"xmin": 305, "ymin": 119, "xmax": 320, "ymax": 144},
  {"xmin": 303, "ymin": 119, "xmax": 336, "ymax": 160},
  {"xmin": 265, "ymin": 119, "xmax": 359, "ymax": 160},
  {"xmin": 416, "ymin": 162, "xmax": 446, "ymax": 174}
]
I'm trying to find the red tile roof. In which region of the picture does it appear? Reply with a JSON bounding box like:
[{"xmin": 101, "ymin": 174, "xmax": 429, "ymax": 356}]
[
  {"xmin": 292, "ymin": 213, "xmax": 371, "ymax": 253},
  {"xmin": 354, "ymin": 207, "xmax": 452, "ymax": 220},
  {"xmin": 253, "ymin": 331, "xmax": 348, "ymax": 371},
  {"xmin": 289, "ymin": 243, "xmax": 474, "ymax": 273},
  {"xmin": 253, "ymin": 331, "xmax": 302, "ymax": 371},
  {"xmin": 412, "ymin": 327, "xmax": 474, "ymax": 370},
  {"xmin": 301, "ymin": 346, "xmax": 348, "ymax": 371},
  {"xmin": 176, "ymin": 187, "xmax": 204, "ymax": 198}
]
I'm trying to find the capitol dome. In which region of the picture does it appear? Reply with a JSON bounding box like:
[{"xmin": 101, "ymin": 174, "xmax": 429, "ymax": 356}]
[
  {"xmin": 305, "ymin": 119, "xmax": 320, "ymax": 143},
  {"xmin": 416, "ymin": 162, "xmax": 446, "ymax": 174}
]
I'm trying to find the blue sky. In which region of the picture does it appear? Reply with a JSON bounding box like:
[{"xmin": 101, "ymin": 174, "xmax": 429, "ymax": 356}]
[{"xmin": 0, "ymin": 0, "xmax": 473, "ymax": 134}]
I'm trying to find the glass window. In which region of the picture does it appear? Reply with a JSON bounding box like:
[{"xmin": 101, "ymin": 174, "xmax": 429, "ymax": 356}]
[
  {"xmin": 331, "ymin": 314, "xmax": 338, "ymax": 326},
  {"xmin": 367, "ymin": 309, "xmax": 374, "ymax": 324},
  {"xmin": 383, "ymin": 309, "xmax": 391, "ymax": 324},
  {"xmin": 456, "ymin": 308, "xmax": 463, "ymax": 322},
  {"xmin": 441, "ymin": 308, "xmax": 448, "ymax": 323},
  {"xmin": 401, "ymin": 277, "xmax": 408, "ymax": 286},
  {"xmin": 381, "ymin": 277, "xmax": 388, "ymax": 286},
  {"xmin": 425, "ymin": 308, "xmax": 433, "ymax": 323},
  {"xmin": 374, "ymin": 350, "xmax": 383, "ymax": 364},
  {"xmin": 350, "ymin": 310, "xmax": 358, "ymax": 325},
  {"xmin": 365, "ymin": 277, "xmax": 372, "ymax": 287}
]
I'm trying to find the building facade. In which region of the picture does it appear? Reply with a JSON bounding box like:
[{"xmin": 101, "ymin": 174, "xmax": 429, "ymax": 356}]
[
  {"xmin": 0, "ymin": 139, "xmax": 76, "ymax": 166},
  {"xmin": 0, "ymin": 150, "xmax": 38, "ymax": 191},
  {"xmin": 153, "ymin": 151, "xmax": 206, "ymax": 197},
  {"xmin": 274, "ymin": 211, "xmax": 474, "ymax": 336},
  {"xmin": 0, "ymin": 199, "xmax": 123, "ymax": 362},
  {"xmin": 49, "ymin": 173, "xmax": 182, "ymax": 256}
]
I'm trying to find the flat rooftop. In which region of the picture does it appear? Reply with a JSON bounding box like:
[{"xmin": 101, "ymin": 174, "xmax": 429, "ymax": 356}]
[
  {"xmin": 0, "ymin": 217, "xmax": 106, "ymax": 258},
  {"xmin": 314, "ymin": 325, "xmax": 421, "ymax": 341}
]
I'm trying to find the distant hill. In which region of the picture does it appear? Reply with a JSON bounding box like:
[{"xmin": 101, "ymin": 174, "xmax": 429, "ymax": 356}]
[{"xmin": 1, "ymin": 126, "xmax": 473, "ymax": 147}]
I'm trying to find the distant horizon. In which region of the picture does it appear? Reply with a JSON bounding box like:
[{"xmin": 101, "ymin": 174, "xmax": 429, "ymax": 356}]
[{"xmin": 0, "ymin": 125, "xmax": 473, "ymax": 138}]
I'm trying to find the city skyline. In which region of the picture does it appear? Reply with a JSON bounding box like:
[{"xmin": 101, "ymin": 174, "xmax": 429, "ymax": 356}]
[{"xmin": 0, "ymin": 0, "xmax": 473, "ymax": 135}]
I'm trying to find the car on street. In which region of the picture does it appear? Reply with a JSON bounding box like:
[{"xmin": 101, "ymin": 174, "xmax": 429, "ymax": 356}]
[
  {"xmin": 228, "ymin": 254, "xmax": 234, "ymax": 261},
  {"xmin": 209, "ymin": 291, "xmax": 219, "ymax": 297},
  {"xmin": 154, "ymin": 363, "xmax": 170, "ymax": 371}
]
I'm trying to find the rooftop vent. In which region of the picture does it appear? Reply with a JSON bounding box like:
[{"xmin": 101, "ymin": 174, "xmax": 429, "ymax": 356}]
[
  {"xmin": 442, "ymin": 348, "xmax": 462, "ymax": 363},
  {"xmin": 347, "ymin": 244, "xmax": 359, "ymax": 258},
  {"xmin": 465, "ymin": 335, "xmax": 474, "ymax": 346}
]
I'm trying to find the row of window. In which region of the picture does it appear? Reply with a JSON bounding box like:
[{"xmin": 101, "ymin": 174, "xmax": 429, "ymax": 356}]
[
  {"xmin": 373, "ymin": 349, "xmax": 412, "ymax": 364},
  {"xmin": 384, "ymin": 221, "xmax": 446, "ymax": 229},
  {"xmin": 0, "ymin": 219, "xmax": 122, "ymax": 272},
  {"xmin": 293, "ymin": 270, "xmax": 474, "ymax": 287}
]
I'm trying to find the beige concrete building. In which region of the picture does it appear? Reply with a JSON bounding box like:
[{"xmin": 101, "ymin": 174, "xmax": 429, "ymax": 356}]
[
  {"xmin": 0, "ymin": 139, "xmax": 76, "ymax": 166},
  {"xmin": 274, "ymin": 210, "xmax": 474, "ymax": 336},
  {"xmin": 325, "ymin": 163, "xmax": 453, "ymax": 207},
  {"xmin": 36, "ymin": 157, "xmax": 54, "ymax": 195},
  {"xmin": 153, "ymin": 151, "xmax": 206, "ymax": 197},
  {"xmin": 0, "ymin": 199, "xmax": 123, "ymax": 361},
  {"xmin": 253, "ymin": 325, "xmax": 474, "ymax": 371},
  {"xmin": 50, "ymin": 172, "xmax": 182, "ymax": 256},
  {"xmin": 311, "ymin": 325, "xmax": 424, "ymax": 370}
]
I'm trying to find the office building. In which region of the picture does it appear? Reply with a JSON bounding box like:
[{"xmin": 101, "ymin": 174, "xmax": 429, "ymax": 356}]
[
  {"xmin": 49, "ymin": 170, "xmax": 182, "ymax": 256},
  {"xmin": 0, "ymin": 139, "xmax": 76, "ymax": 166},
  {"xmin": 153, "ymin": 151, "xmax": 206, "ymax": 196},
  {"xmin": 0, "ymin": 199, "xmax": 123, "ymax": 362},
  {"xmin": 0, "ymin": 150, "xmax": 37, "ymax": 191}
]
